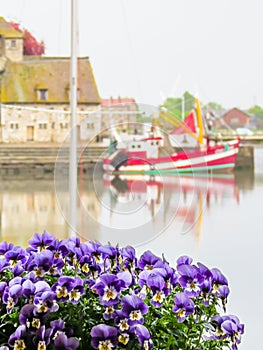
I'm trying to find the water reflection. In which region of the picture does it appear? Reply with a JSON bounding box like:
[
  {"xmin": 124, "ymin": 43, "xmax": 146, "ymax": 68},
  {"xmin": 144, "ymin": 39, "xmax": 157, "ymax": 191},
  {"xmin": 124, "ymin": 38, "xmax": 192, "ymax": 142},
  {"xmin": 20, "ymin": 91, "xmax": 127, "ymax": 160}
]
[
  {"xmin": 0, "ymin": 169, "xmax": 246, "ymax": 248},
  {"xmin": 100, "ymin": 173, "xmax": 240, "ymax": 245}
]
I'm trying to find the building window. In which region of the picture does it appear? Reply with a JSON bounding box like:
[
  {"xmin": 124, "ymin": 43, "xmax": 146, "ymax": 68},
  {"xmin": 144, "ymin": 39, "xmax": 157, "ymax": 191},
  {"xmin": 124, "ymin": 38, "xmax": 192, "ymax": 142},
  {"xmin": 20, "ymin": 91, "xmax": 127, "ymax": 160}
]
[
  {"xmin": 86, "ymin": 123, "xmax": 94, "ymax": 129},
  {"xmin": 37, "ymin": 89, "xmax": 48, "ymax": 101},
  {"xmin": 230, "ymin": 117, "xmax": 239, "ymax": 125},
  {"xmin": 11, "ymin": 39, "xmax": 16, "ymax": 48},
  {"xmin": 60, "ymin": 122, "xmax": 68, "ymax": 129},
  {"xmin": 38, "ymin": 123, "xmax": 48, "ymax": 129},
  {"xmin": 10, "ymin": 123, "xmax": 19, "ymax": 129}
]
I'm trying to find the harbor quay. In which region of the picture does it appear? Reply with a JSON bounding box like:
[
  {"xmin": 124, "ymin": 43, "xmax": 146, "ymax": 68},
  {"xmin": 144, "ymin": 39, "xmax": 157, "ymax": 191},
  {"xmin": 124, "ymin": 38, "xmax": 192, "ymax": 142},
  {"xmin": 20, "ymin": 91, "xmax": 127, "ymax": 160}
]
[{"xmin": 0, "ymin": 142, "xmax": 254, "ymax": 175}]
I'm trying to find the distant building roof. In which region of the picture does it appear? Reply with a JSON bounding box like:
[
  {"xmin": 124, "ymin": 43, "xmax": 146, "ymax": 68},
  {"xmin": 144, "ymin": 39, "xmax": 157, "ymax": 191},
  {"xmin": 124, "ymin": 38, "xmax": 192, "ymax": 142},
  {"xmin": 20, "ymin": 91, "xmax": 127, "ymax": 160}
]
[
  {"xmin": 1, "ymin": 56, "xmax": 101, "ymax": 104},
  {"xmin": 0, "ymin": 16, "xmax": 23, "ymax": 38},
  {"xmin": 221, "ymin": 107, "xmax": 250, "ymax": 119},
  {"xmin": 101, "ymin": 97, "xmax": 135, "ymax": 107}
]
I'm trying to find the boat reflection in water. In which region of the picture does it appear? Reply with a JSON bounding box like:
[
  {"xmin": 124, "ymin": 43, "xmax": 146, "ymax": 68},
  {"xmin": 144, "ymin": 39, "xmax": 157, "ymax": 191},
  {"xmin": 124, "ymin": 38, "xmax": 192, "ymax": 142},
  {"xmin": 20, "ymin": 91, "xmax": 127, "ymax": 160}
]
[
  {"xmin": 0, "ymin": 171, "xmax": 240, "ymax": 248},
  {"xmin": 101, "ymin": 172, "xmax": 240, "ymax": 245}
]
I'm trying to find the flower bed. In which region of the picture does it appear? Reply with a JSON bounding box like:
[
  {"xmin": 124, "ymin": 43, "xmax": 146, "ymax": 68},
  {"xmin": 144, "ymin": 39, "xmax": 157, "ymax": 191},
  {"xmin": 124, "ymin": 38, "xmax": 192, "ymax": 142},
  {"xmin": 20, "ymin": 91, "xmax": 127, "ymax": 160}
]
[{"xmin": 0, "ymin": 231, "xmax": 244, "ymax": 349}]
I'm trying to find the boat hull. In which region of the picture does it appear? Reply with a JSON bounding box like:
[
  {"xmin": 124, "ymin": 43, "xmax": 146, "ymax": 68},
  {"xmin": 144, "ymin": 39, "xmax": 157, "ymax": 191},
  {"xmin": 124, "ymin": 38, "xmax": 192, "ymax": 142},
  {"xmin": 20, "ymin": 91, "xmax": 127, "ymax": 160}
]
[{"xmin": 103, "ymin": 139, "xmax": 240, "ymax": 175}]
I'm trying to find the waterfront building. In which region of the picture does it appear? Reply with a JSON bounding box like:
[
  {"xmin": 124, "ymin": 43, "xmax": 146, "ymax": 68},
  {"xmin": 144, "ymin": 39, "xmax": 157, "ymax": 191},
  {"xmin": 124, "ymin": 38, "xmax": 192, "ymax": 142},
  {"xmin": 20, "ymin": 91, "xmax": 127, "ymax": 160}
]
[
  {"xmin": 100, "ymin": 97, "xmax": 138, "ymax": 133},
  {"xmin": 215, "ymin": 108, "xmax": 250, "ymax": 129},
  {"xmin": 0, "ymin": 16, "xmax": 101, "ymax": 143}
]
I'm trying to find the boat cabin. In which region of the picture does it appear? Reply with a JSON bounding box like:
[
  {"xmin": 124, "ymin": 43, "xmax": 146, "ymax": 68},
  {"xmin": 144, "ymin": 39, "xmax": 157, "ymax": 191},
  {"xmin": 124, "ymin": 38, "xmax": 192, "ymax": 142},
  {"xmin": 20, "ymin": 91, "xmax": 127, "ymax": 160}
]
[{"xmin": 117, "ymin": 136, "xmax": 164, "ymax": 159}]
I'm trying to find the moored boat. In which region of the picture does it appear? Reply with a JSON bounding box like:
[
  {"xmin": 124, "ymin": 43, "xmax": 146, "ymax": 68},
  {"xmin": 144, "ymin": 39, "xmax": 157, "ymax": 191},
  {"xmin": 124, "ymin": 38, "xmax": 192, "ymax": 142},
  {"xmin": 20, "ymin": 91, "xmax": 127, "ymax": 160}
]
[{"xmin": 102, "ymin": 98, "xmax": 240, "ymax": 174}]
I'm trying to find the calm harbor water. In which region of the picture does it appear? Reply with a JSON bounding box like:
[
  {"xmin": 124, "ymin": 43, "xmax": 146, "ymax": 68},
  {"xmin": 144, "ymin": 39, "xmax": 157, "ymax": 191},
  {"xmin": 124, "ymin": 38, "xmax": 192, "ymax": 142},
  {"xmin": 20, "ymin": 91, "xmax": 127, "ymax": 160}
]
[{"xmin": 1, "ymin": 147, "xmax": 263, "ymax": 349}]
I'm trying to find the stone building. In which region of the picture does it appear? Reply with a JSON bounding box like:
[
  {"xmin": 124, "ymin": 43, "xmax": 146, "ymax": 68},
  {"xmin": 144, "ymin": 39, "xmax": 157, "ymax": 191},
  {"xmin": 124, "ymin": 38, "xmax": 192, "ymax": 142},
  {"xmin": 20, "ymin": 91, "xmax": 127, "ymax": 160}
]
[
  {"xmin": 0, "ymin": 16, "xmax": 101, "ymax": 143},
  {"xmin": 100, "ymin": 97, "xmax": 138, "ymax": 134}
]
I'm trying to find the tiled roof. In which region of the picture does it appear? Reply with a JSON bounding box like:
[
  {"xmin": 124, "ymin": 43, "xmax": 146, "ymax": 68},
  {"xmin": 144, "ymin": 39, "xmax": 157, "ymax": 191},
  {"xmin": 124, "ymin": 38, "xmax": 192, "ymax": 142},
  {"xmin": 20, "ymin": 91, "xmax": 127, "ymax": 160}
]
[
  {"xmin": 0, "ymin": 16, "xmax": 23, "ymax": 38},
  {"xmin": 101, "ymin": 97, "xmax": 135, "ymax": 107},
  {"xmin": 221, "ymin": 108, "xmax": 250, "ymax": 118},
  {"xmin": 1, "ymin": 56, "xmax": 101, "ymax": 104}
]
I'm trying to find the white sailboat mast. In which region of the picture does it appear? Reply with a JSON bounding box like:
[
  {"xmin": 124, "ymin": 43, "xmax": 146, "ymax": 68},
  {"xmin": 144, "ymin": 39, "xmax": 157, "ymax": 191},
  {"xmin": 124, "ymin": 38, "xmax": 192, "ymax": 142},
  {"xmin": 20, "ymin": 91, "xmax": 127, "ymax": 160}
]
[{"xmin": 69, "ymin": 0, "xmax": 78, "ymax": 236}]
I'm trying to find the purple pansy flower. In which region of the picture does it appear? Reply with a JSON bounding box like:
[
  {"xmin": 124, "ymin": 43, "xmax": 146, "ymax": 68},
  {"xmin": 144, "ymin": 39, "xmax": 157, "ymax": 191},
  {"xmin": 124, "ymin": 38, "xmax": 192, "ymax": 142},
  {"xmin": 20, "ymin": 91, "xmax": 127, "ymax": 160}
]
[
  {"xmin": 3, "ymin": 282, "xmax": 22, "ymax": 313},
  {"xmin": 178, "ymin": 264, "xmax": 204, "ymax": 297},
  {"xmin": 134, "ymin": 324, "xmax": 153, "ymax": 349},
  {"xmin": 98, "ymin": 244, "xmax": 120, "ymax": 270},
  {"xmin": 47, "ymin": 239, "xmax": 69, "ymax": 259},
  {"xmin": 173, "ymin": 292, "xmax": 195, "ymax": 322},
  {"xmin": 34, "ymin": 290, "xmax": 58, "ymax": 313},
  {"xmin": 8, "ymin": 325, "xmax": 29, "ymax": 348},
  {"xmin": 51, "ymin": 276, "xmax": 78, "ymax": 302},
  {"xmin": 120, "ymin": 245, "xmax": 137, "ymax": 269},
  {"xmin": 0, "ymin": 241, "xmax": 14, "ymax": 257},
  {"xmin": 211, "ymin": 268, "xmax": 228, "ymax": 295},
  {"xmin": 68, "ymin": 277, "xmax": 84, "ymax": 304},
  {"xmin": 33, "ymin": 326, "xmax": 52, "ymax": 349},
  {"xmin": 53, "ymin": 333, "xmax": 79, "ymax": 350},
  {"xmin": 19, "ymin": 304, "xmax": 49, "ymax": 331},
  {"xmin": 0, "ymin": 258, "xmax": 9, "ymax": 274},
  {"xmin": 5, "ymin": 247, "xmax": 27, "ymax": 267},
  {"xmin": 121, "ymin": 294, "xmax": 148, "ymax": 325},
  {"xmin": 28, "ymin": 231, "xmax": 55, "ymax": 252},
  {"xmin": 27, "ymin": 249, "xmax": 64, "ymax": 277},
  {"xmin": 92, "ymin": 273, "xmax": 125, "ymax": 306},
  {"xmin": 91, "ymin": 324, "xmax": 118, "ymax": 350},
  {"xmin": 0, "ymin": 281, "xmax": 7, "ymax": 297},
  {"xmin": 138, "ymin": 250, "xmax": 162, "ymax": 270},
  {"xmin": 177, "ymin": 255, "xmax": 193, "ymax": 267},
  {"xmin": 21, "ymin": 279, "xmax": 36, "ymax": 300},
  {"xmin": 145, "ymin": 272, "xmax": 168, "ymax": 307},
  {"xmin": 211, "ymin": 314, "xmax": 244, "ymax": 349},
  {"xmin": 50, "ymin": 319, "xmax": 74, "ymax": 339}
]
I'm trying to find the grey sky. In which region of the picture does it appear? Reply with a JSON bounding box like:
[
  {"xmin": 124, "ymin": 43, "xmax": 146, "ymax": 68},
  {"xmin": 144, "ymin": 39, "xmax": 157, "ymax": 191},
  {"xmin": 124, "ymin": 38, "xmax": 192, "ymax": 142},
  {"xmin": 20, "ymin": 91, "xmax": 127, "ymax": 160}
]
[{"xmin": 2, "ymin": 0, "xmax": 263, "ymax": 109}]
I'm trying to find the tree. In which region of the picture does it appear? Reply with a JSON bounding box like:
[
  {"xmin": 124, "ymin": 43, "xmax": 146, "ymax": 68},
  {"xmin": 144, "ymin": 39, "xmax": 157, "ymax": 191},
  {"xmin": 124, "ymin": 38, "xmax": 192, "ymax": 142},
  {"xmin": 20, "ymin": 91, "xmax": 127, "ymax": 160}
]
[
  {"xmin": 9, "ymin": 22, "xmax": 45, "ymax": 56},
  {"xmin": 248, "ymin": 105, "xmax": 263, "ymax": 117},
  {"xmin": 160, "ymin": 91, "xmax": 195, "ymax": 120},
  {"xmin": 203, "ymin": 101, "xmax": 224, "ymax": 110}
]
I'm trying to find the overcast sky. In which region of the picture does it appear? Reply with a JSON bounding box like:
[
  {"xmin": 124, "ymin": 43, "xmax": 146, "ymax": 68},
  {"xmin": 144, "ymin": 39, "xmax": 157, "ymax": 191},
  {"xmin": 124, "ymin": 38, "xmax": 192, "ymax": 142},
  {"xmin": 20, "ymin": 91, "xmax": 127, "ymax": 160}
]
[{"xmin": 2, "ymin": 0, "xmax": 263, "ymax": 109}]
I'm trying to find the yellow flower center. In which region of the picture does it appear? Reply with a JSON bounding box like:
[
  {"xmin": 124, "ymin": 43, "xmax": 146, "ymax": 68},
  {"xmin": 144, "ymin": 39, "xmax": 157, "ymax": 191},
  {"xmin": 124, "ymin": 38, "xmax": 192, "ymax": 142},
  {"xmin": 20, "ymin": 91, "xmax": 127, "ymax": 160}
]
[
  {"xmin": 153, "ymin": 291, "xmax": 165, "ymax": 303},
  {"xmin": 98, "ymin": 340, "xmax": 114, "ymax": 350},
  {"xmin": 81, "ymin": 263, "xmax": 90, "ymax": 273},
  {"xmin": 130, "ymin": 310, "xmax": 142, "ymax": 321},
  {"xmin": 69, "ymin": 290, "xmax": 81, "ymax": 301},
  {"xmin": 102, "ymin": 287, "xmax": 117, "ymax": 301},
  {"xmin": 10, "ymin": 259, "xmax": 17, "ymax": 267},
  {"xmin": 14, "ymin": 340, "xmax": 26, "ymax": 350},
  {"xmin": 118, "ymin": 318, "xmax": 129, "ymax": 331},
  {"xmin": 7, "ymin": 297, "xmax": 15, "ymax": 311},
  {"xmin": 105, "ymin": 306, "xmax": 115, "ymax": 315},
  {"xmin": 177, "ymin": 309, "xmax": 186, "ymax": 318},
  {"xmin": 56, "ymin": 286, "xmax": 68, "ymax": 298},
  {"xmin": 118, "ymin": 333, "xmax": 129, "ymax": 345},
  {"xmin": 38, "ymin": 341, "xmax": 46, "ymax": 350},
  {"xmin": 32, "ymin": 318, "xmax": 41, "ymax": 329},
  {"xmin": 36, "ymin": 301, "xmax": 48, "ymax": 313}
]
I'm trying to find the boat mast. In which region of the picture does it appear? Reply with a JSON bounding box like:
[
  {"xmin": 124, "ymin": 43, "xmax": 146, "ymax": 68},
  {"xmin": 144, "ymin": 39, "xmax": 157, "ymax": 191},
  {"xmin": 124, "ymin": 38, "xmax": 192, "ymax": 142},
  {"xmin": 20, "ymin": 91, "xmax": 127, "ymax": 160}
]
[
  {"xmin": 195, "ymin": 97, "xmax": 204, "ymax": 145},
  {"xmin": 69, "ymin": 0, "xmax": 78, "ymax": 236}
]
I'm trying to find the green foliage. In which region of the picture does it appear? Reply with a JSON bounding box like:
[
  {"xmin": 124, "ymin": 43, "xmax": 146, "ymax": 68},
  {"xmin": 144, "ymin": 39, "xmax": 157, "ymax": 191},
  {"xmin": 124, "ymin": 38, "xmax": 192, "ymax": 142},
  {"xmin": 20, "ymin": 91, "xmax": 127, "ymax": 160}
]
[
  {"xmin": 203, "ymin": 102, "xmax": 224, "ymax": 110},
  {"xmin": 248, "ymin": 105, "xmax": 263, "ymax": 117},
  {"xmin": 160, "ymin": 91, "xmax": 195, "ymax": 120}
]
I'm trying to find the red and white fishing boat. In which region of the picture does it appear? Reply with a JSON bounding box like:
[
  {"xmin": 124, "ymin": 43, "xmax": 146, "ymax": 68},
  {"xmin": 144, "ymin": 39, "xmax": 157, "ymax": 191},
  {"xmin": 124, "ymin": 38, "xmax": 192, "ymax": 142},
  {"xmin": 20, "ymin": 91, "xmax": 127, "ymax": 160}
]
[{"xmin": 102, "ymin": 98, "xmax": 240, "ymax": 174}]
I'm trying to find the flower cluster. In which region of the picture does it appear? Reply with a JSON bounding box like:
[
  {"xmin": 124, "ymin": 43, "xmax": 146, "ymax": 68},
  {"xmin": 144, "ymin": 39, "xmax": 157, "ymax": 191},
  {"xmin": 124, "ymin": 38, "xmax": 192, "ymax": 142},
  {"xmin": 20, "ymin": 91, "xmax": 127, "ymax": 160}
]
[{"xmin": 0, "ymin": 231, "xmax": 244, "ymax": 349}]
